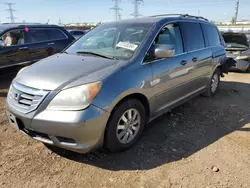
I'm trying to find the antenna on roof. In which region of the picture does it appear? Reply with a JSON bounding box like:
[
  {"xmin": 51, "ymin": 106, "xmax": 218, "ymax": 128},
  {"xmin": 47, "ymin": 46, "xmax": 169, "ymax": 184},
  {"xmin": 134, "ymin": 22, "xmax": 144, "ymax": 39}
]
[{"xmin": 46, "ymin": 18, "xmax": 50, "ymax": 24}]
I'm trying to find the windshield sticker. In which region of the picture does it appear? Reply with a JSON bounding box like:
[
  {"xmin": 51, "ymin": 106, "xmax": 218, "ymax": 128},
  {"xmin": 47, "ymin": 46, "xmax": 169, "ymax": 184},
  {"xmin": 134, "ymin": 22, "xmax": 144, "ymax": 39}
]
[{"xmin": 116, "ymin": 42, "xmax": 138, "ymax": 51}]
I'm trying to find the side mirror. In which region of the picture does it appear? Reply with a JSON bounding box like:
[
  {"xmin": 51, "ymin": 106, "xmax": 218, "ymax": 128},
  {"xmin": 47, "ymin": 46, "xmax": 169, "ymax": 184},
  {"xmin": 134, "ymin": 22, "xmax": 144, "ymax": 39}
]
[
  {"xmin": 154, "ymin": 45, "xmax": 174, "ymax": 59},
  {"xmin": 0, "ymin": 40, "xmax": 4, "ymax": 47}
]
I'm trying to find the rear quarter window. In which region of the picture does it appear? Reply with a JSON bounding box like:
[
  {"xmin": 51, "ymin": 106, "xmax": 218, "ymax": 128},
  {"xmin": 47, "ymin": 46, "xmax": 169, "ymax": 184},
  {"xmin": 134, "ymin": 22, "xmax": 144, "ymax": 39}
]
[
  {"xmin": 180, "ymin": 22, "xmax": 205, "ymax": 52},
  {"xmin": 71, "ymin": 31, "xmax": 84, "ymax": 35},
  {"xmin": 27, "ymin": 29, "xmax": 49, "ymax": 43},
  {"xmin": 46, "ymin": 29, "xmax": 67, "ymax": 40},
  {"xmin": 201, "ymin": 24, "xmax": 221, "ymax": 47}
]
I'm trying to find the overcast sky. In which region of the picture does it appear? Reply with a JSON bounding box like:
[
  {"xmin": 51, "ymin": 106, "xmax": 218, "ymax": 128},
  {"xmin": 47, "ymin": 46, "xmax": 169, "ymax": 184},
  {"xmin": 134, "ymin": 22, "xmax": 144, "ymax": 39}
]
[{"xmin": 0, "ymin": 0, "xmax": 249, "ymax": 24}]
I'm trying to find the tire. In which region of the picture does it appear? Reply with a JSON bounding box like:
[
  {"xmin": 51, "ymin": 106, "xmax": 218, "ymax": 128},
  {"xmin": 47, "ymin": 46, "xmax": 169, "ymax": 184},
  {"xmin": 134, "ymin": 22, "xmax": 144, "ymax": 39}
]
[
  {"xmin": 203, "ymin": 68, "xmax": 220, "ymax": 97},
  {"xmin": 104, "ymin": 99, "xmax": 146, "ymax": 153}
]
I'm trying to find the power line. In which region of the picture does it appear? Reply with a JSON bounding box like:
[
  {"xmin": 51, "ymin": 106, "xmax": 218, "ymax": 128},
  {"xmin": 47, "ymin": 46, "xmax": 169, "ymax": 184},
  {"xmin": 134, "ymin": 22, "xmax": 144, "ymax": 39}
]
[
  {"xmin": 4, "ymin": 2, "xmax": 17, "ymax": 23},
  {"xmin": 130, "ymin": 0, "xmax": 143, "ymax": 18},
  {"xmin": 110, "ymin": 0, "xmax": 122, "ymax": 21}
]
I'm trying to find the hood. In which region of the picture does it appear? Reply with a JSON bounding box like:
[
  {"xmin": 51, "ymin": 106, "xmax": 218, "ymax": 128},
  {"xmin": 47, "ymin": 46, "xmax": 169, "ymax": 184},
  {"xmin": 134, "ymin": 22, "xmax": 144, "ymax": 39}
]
[
  {"xmin": 15, "ymin": 53, "xmax": 125, "ymax": 90},
  {"xmin": 222, "ymin": 33, "xmax": 249, "ymax": 48}
]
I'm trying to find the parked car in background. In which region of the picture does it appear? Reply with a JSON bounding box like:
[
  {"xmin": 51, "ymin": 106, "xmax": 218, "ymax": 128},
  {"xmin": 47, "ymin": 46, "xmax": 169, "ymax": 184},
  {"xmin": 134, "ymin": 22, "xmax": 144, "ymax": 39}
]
[
  {"xmin": 221, "ymin": 32, "xmax": 250, "ymax": 72},
  {"xmin": 0, "ymin": 23, "xmax": 74, "ymax": 69},
  {"xmin": 246, "ymin": 33, "xmax": 250, "ymax": 45},
  {"xmin": 82, "ymin": 28, "xmax": 118, "ymax": 48},
  {"xmin": 67, "ymin": 30, "xmax": 89, "ymax": 39},
  {"xmin": 7, "ymin": 14, "xmax": 230, "ymax": 153}
]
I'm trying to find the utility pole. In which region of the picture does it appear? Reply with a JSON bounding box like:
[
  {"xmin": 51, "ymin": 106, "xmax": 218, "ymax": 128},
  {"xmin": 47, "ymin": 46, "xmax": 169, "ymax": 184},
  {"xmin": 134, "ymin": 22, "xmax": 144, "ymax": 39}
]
[
  {"xmin": 130, "ymin": 0, "xmax": 143, "ymax": 18},
  {"xmin": 110, "ymin": 0, "xmax": 122, "ymax": 21},
  {"xmin": 58, "ymin": 18, "xmax": 62, "ymax": 26},
  {"xmin": 234, "ymin": 0, "xmax": 239, "ymax": 24},
  {"xmin": 5, "ymin": 2, "xmax": 17, "ymax": 23}
]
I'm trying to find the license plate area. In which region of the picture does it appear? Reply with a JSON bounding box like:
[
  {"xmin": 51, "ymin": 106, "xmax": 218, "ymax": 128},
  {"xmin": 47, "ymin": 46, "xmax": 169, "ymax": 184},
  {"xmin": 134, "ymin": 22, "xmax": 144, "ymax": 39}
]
[{"xmin": 6, "ymin": 111, "xmax": 19, "ymax": 130}]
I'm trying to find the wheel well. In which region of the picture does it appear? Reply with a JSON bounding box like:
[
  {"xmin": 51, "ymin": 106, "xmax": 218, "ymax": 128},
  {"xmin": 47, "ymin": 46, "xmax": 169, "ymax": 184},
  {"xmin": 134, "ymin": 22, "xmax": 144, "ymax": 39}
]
[
  {"xmin": 212, "ymin": 65, "xmax": 223, "ymax": 78},
  {"xmin": 112, "ymin": 93, "xmax": 150, "ymax": 123}
]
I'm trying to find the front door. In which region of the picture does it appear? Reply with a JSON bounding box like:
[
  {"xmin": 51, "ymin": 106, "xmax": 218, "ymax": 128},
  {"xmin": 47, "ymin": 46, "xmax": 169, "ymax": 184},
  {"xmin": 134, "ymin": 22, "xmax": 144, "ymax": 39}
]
[
  {"xmin": 0, "ymin": 29, "xmax": 29, "ymax": 68},
  {"xmin": 145, "ymin": 23, "xmax": 195, "ymax": 114}
]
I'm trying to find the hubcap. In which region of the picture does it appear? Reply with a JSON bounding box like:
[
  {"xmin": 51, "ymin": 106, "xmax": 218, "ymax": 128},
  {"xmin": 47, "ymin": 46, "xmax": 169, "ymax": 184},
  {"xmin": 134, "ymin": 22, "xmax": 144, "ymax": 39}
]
[
  {"xmin": 211, "ymin": 73, "xmax": 219, "ymax": 93},
  {"xmin": 116, "ymin": 108, "xmax": 141, "ymax": 144}
]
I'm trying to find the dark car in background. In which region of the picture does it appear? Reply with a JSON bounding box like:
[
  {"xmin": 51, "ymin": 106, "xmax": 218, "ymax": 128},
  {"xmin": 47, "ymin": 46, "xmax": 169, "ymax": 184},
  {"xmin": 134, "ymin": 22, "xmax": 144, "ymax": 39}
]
[
  {"xmin": 221, "ymin": 32, "xmax": 250, "ymax": 72},
  {"xmin": 67, "ymin": 30, "xmax": 89, "ymax": 39},
  {"xmin": 0, "ymin": 23, "xmax": 74, "ymax": 69}
]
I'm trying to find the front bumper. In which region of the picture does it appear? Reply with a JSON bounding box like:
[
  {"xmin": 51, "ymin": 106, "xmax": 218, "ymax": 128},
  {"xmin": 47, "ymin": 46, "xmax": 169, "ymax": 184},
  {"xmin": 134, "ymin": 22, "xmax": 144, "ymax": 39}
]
[{"xmin": 7, "ymin": 104, "xmax": 110, "ymax": 153}]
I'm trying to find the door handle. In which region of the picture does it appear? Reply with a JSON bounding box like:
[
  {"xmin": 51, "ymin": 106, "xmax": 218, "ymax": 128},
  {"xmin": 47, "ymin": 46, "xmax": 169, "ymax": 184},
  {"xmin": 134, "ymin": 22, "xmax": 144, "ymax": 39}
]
[
  {"xmin": 48, "ymin": 42, "xmax": 55, "ymax": 45},
  {"xmin": 180, "ymin": 60, "xmax": 187, "ymax": 66},
  {"xmin": 18, "ymin": 47, "xmax": 28, "ymax": 51},
  {"xmin": 192, "ymin": 57, "xmax": 198, "ymax": 62}
]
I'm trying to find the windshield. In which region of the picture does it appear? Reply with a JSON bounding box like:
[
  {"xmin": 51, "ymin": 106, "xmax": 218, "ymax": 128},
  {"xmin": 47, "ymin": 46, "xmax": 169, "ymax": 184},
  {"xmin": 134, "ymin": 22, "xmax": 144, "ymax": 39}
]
[{"xmin": 65, "ymin": 22, "xmax": 152, "ymax": 60}]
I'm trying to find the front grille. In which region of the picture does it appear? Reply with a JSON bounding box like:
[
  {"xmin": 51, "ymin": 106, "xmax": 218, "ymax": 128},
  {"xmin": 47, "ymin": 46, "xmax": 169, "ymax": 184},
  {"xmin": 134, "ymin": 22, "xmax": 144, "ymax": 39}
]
[{"xmin": 8, "ymin": 82, "xmax": 49, "ymax": 114}]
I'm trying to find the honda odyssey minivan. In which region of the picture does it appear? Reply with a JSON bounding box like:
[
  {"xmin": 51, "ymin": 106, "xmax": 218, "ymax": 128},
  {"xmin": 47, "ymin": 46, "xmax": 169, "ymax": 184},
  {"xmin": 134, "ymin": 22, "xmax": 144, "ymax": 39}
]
[{"xmin": 6, "ymin": 14, "xmax": 228, "ymax": 153}]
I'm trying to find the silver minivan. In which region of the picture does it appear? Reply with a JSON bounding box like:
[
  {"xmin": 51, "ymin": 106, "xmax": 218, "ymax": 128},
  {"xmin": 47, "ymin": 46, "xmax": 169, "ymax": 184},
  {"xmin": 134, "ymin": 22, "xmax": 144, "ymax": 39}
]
[{"xmin": 6, "ymin": 15, "xmax": 227, "ymax": 153}]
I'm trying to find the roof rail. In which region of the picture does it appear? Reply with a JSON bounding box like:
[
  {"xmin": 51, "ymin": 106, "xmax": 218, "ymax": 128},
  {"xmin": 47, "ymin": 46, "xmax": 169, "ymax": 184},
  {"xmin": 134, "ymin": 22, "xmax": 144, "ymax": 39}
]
[
  {"xmin": 150, "ymin": 14, "xmax": 184, "ymax": 17},
  {"xmin": 181, "ymin": 14, "xmax": 209, "ymax": 21},
  {"xmin": 149, "ymin": 14, "xmax": 209, "ymax": 21}
]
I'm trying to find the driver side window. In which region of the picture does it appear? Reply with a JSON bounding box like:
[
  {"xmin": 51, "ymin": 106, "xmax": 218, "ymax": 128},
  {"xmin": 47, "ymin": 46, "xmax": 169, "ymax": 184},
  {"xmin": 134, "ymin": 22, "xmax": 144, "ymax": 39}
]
[
  {"xmin": 0, "ymin": 30, "xmax": 26, "ymax": 47},
  {"xmin": 144, "ymin": 23, "xmax": 184, "ymax": 62}
]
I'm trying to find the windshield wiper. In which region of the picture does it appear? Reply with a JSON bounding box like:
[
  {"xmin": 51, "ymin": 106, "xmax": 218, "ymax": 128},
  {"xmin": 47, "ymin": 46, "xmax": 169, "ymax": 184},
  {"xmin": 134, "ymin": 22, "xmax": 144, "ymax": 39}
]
[{"xmin": 76, "ymin": 51, "xmax": 116, "ymax": 60}]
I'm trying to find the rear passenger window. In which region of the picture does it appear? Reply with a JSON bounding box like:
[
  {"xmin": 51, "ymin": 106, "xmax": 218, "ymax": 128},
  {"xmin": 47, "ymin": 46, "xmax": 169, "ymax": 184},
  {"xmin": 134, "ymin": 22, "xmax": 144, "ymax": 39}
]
[
  {"xmin": 47, "ymin": 29, "xmax": 67, "ymax": 40},
  {"xmin": 26, "ymin": 29, "xmax": 67, "ymax": 44},
  {"xmin": 201, "ymin": 24, "xmax": 220, "ymax": 47},
  {"xmin": 27, "ymin": 29, "xmax": 49, "ymax": 43},
  {"xmin": 181, "ymin": 22, "xmax": 205, "ymax": 51},
  {"xmin": 155, "ymin": 23, "xmax": 183, "ymax": 55}
]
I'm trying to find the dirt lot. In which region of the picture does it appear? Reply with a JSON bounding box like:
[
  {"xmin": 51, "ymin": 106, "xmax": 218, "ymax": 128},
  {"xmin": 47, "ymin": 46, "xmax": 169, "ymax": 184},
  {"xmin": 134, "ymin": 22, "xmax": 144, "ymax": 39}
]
[{"xmin": 0, "ymin": 70, "xmax": 250, "ymax": 188}]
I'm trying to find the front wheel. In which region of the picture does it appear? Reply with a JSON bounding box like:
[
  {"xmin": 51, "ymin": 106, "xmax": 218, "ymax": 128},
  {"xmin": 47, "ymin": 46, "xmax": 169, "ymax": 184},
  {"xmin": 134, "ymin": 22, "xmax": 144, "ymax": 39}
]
[
  {"xmin": 104, "ymin": 99, "xmax": 146, "ymax": 152},
  {"xmin": 203, "ymin": 69, "xmax": 220, "ymax": 97}
]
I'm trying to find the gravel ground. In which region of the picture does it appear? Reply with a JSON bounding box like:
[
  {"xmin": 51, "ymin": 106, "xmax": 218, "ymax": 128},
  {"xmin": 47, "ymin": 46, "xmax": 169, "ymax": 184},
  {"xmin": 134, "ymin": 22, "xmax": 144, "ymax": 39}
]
[{"xmin": 0, "ymin": 70, "xmax": 250, "ymax": 188}]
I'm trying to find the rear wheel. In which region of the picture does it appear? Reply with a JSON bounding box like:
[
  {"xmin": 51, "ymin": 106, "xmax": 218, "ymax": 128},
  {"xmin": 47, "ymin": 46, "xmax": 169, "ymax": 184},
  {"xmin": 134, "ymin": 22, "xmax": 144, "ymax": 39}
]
[
  {"xmin": 104, "ymin": 99, "xmax": 146, "ymax": 152},
  {"xmin": 203, "ymin": 68, "xmax": 220, "ymax": 97}
]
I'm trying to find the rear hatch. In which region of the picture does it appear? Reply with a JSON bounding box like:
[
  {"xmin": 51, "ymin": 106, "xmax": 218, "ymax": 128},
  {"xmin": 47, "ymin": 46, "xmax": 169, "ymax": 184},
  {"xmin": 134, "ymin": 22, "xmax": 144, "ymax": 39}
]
[{"xmin": 222, "ymin": 33, "xmax": 249, "ymax": 58}]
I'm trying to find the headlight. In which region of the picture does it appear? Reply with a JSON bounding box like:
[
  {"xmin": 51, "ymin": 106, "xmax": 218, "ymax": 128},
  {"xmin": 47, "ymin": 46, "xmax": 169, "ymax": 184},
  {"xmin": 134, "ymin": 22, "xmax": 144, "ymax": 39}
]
[{"xmin": 47, "ymin": 82, "xmax": 102, "ymax": 111}]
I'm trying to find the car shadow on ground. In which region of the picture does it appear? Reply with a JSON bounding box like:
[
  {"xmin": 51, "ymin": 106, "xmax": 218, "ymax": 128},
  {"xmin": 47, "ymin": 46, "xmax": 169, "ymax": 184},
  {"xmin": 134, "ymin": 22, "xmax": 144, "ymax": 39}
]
[{"xmin": 48, "ymin": 80, "xmax": 250, "ymax": 171}]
